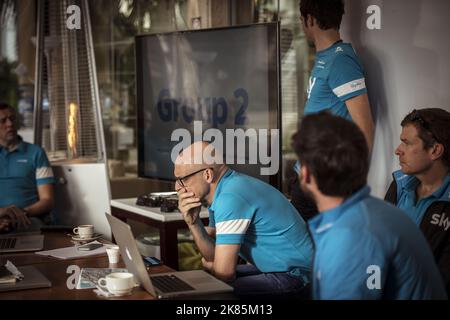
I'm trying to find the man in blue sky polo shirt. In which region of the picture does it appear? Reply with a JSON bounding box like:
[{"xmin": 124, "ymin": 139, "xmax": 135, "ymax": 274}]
[
  {"xmin": 300, "ymin": 0, "xmax": 374, "ymax": 151},
  {"xmin": 385, "ymin": 108, "xmax": 450, "ymax": 294},
  {"xmin": 293, "ymin": 112, "xmax": 446, "ymax": 299},
  {"xmin": 0, "ymin": 103, "xmax": 55, "ymax": 233},
  {"xmin": 174, "ymin": 141, "xmax": 313, "ymax": 297},
  {"xmin": 288, "ymin": 0, "xmax": 376, "ymax": 223}
]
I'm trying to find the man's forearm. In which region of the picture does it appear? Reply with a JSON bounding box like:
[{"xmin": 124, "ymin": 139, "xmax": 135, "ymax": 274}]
[
  {"xmin": 25, "ymin": 199, "xmax": 54, "ymax": 217},
  {"xmin": 346, "ymin": 93, "xmax": 375, "ymax": 153},
  {"xmin": 189, "ymin": 219, "xmax": 216, "ymax": 262},
  {"xmin": 360, "ymin": 121, "xmax": 374, "ymax": 153}
]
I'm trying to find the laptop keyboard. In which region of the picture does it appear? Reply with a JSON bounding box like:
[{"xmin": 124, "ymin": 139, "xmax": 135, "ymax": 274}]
[
  {"xmin": 0, "ymin": 238, "xmax": 16, "ymax": 250},
  {"xmin": 151, "ymin": 274, "xmax": 195, "ymax": 293}
]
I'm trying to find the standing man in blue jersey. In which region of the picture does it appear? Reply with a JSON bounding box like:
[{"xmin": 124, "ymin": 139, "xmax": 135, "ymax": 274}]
[
  {"xmin": 292, "ymin": 112, "xmax": 446, "ymax": 299},
  {"xmin": 175, "ymin": 141, "xmax": 313, "ymax": 297},
  {"xmin": 288, "ymin": 0, "xmax": 375, "ymax": 222},
  {"xmin": 0, "ymin": 103, "xmax": 55, "ymax": 233},
  {"xmin": 300, "ymin": 0, "xmax": 374, "ymax": 150},
  {"xmin": 385, "ymin": 108, "xmax": 450, "ymax": 294}
]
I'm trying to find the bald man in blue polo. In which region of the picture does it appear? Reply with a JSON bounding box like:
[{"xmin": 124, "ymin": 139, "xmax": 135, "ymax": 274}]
[{"xmin": 175, "ymin": 141, "xmax": 313, "ymax": 297}]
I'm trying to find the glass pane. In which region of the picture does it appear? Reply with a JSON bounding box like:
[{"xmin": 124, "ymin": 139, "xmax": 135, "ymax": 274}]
[
  {"xmin": 88, "ymin": 0, "xmax": 312, "ymax": 188},
  {"xmin": 0, "ymin": 0, "xmax": 36, "ymax": 143}
]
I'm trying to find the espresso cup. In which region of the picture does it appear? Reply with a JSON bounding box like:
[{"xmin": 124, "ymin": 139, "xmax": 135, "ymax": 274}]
[
  {"xmin": 106, "ymin": 245, "xmax": 120, "ymax": 264},
  {"xmin": 73, "ymin": 225, "xmax": 94, "ymax": 239},
  {"xmin": 98, "ymin": 272, "xmax": 135, "ymax": 296}
]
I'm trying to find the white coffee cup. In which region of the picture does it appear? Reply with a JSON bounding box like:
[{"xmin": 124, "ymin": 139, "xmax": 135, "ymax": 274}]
[
  {"xmin": 106, "ymin": 245, "xmax": 120, "ymax": 264},
  {"xmin": 98, "ymin": 272, "xmax": 134, "ymax": 296},
  {"xmin": 73, "ymin": 225, "xmax": 94, "ymax": 239}
]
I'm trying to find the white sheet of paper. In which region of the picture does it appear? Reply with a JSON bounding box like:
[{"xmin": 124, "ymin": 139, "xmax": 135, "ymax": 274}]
[{"xmin": 35, "ymin": 241, "xmax": 107, "ymax": 260}]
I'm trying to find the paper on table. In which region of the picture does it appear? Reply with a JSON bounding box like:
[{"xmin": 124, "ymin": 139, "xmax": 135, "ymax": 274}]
[{"xmin": 35, "ymin": 241, "xmax": 107, "ymax": 260}]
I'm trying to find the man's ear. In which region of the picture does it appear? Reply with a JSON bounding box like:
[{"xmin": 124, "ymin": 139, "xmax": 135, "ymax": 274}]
[
  {"xmin": 430, "ymin": 143, "xmax": 445, "ymax": 162},
  {"xmin": 307, "ymin": 14, "xmax": 315, "ymax": 28},
  {"xmin": 204, "ymin": 168, "xmax": 214, "ymax": 183},
  {"xmin": 300, "ymin": 165, "xmax": 311, "ymax": 185}
]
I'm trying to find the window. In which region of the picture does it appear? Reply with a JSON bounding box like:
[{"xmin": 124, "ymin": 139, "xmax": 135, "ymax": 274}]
[{"xmin": 1, "ymin": 0, "xmax": 312, "ymax": 192}]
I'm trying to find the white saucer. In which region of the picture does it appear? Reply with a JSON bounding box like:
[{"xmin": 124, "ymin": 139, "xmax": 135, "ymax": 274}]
[
  {"xmin": 71, "ymin": 233, "xmax": 103, "ymax": 242},
  {"xmin": 110, "ymin": 289, "xmax": 133, "ymax": 297},
  {"xmin": 95, "ymin": 286, "xmax": 132, "ymax": 298}
]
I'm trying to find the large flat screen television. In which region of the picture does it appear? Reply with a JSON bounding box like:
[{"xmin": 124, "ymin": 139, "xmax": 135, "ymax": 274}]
[{"xmin": 136, "ymin": 22, "xmax": 281, "ymax": 188}]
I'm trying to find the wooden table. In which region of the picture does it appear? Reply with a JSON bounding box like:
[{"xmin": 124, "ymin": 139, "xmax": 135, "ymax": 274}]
[
  {"xmin": 111, "ymin": 198, "xmax": 209, "ymax": 270},
  {"xmin": 0, "ymin": 232, "xmax": 78, "ymax": 266},
  {"xmin": 0, "ymin": 231, "xmax": 172, "ymax": 300}
]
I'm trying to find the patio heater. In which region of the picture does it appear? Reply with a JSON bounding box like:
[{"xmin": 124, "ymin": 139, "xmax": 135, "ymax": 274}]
[{"xmin": 33, "ymin": 0, "xmax": 111, "ymax": 238}]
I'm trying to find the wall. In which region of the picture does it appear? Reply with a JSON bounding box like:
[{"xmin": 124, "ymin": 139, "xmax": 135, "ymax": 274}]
[{"xmin": 340, "ymin": 0, "xmax": 450, "ymax": 197}]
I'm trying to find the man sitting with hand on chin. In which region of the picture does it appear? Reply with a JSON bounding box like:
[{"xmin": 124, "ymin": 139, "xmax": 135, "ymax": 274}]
[{"xmin": 174, "ymin": 141, "xmax": 313, "ymax": 297}]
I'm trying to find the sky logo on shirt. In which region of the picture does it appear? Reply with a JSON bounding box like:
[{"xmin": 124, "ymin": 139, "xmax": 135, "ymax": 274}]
[
  {"xmin": 350, "ymin": 80, "xmax": 364, "ymax": 89},
  {"xmin": 431, "ymin": 213, "xmax": 450, "ymax": 231},
  {"xmin": 16, "ymin": 159, "xmax": 28, "ymax": 163},
  {"xmin": 307, "ymin": 77, "xmax": 317, "ymax": 99}
]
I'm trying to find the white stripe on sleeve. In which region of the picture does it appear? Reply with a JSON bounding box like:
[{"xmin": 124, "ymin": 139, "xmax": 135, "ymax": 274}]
[
  {"xmin": 36, "ymin": 167, "xmax": 54, "ymax": 180},
  {"xmin": 332, "ymin": 78, "xmax": 366, "ymax": 98},
  {"xmin": 216, "ymin": 219, "xmax": 251, "ymax": 235}
]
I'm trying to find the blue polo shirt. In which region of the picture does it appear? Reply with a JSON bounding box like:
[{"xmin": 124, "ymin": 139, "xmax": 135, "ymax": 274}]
[
  {"xmin": 309, "ymin": 186, "xmax": 447, "ymax": 300},
  {"xmin": 305, "ymin": 41, "xmax": 367, "ymax": 120},
  {"xmin": 208, "ymin": 169, "xmax": 313, "ymax": 279},
  {"xmin": 0, "ymin": 141, "xmax": 54, "ymax": 209},
  {"xmin": 392, "ymin": 170, "xmax": 450, "ymax": 226}
]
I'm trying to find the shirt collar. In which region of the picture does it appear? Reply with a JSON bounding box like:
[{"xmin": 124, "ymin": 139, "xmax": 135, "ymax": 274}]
[
  {"xmin": 308, "ymin": 185, "xmax": 371, "ymax": 235},
  {"xmin": 0, "ymin": 138, "xmax": 25, "ymax": 154},
  {"xmin": 431, "ymin": 173, "xmax": 450, "ymax": 201},
  {"xmin": 403, "ymin": 175, "xmax": 420, "ymax": 193},
  {"xmin": 402, "ymin": 172, "xmax": 450, "ymax": 202},
  {"xmin": 209, "ymin": 169, "xmax": 233, "ymax": 211},
  {"xmin": 316, "ymin": 40, "xmax": 345, "ymax": 58}
]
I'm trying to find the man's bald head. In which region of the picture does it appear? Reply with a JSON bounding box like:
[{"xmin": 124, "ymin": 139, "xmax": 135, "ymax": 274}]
[{"xmin": 174, "ymin": 141, "xmax": 224, "ymax": 177}]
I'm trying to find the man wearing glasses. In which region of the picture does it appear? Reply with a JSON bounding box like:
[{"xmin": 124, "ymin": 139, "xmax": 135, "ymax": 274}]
[
  {"xmin": 385, "ymin": 108, "xmax": 450, "ymax": 294},
  {"xmin": 174, "ymin": 141, "xmax": 313, "ymax": 297},
  {"xmin": 0, "ymin": 103, "xmax": 55, "ymax": 233}
]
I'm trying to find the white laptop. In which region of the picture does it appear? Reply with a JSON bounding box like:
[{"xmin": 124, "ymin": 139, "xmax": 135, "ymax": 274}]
[
  {"xmin": 0, "ymin": 234, "xmax": 44, "ymax": 253},
  {"xmin": 105, "ymin": 213, "xmax": 233, "ymax": 299}
]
